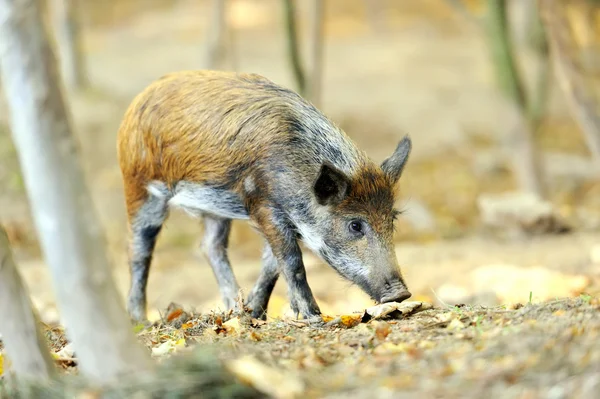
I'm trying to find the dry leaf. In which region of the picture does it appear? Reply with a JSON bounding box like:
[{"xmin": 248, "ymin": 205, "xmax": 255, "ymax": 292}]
[
  {"xmin": 151, "ymin": 338, "xmax": 186, "ymax": 357},
  {"xmin": 226, "ymin": 355, "xmax": 304, "ymax": 399},
  {"xmin": 364, "ymin": 301, "xmax": 432, "ymax": 321},
  {"xmin": 166, "ymin": 308, "xmax": 183, "ymax": 322},
  {"xmin": 223, "ymin": 317, "xmax": 243, "ymax": 335},
  {"xmin": 251, "ymin": 318, "xmax": 267, "ymax": 327},
  {"xmin": 250, "ymin": 331, "xmax": 262, "ymax": 341},
  {"xmin": 54, "ymin": 343, "xmax": 75, "ymax": 360},
  {"xmin": 373, "ymin": 321, "xmax": 391, "ymax": 341},
  {"xmin": 340, "ymin": 314, "xmax": 363, "ymax": 328},
  {"xmin": 321, "ymin": 314, "xmax": 336, "ymax": 323}
]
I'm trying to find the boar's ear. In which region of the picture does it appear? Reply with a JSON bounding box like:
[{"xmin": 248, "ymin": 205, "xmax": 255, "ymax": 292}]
[
  {"xmin": 314, "ymin": 162, "xmax": 350, "ymax": 206},
  {"xmin": 381, "ymin": 135, "xmax": 412, "ymax": 183}
]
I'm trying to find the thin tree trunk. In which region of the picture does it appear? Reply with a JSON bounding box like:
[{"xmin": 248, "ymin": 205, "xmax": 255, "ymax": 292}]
[
  {"xmin": 0, "ymin": 0, "xmax": 152, "ymax": 384},
  {"xmin": 51, "ymin": 0, "xmax": 87, "ymax": 90},
  {"xmin": 0, "ymin": 226, "xmax": 56, "ymax": 380},
  {"xmin": 282, "ymin": 0, "xmax": 306, "ymax": 95},
  {"xmin": 206, "ymin": 0, "xmax": 227, "ymax": 69},
  {"xmin": 486, "ymin": 0, "xmax": 546, "ymax": 198},
  {"xmin": 307, "ymin": 0, "xmax": 324, "ymax": 107},
  {"xmin": 539, "ymin": 0, "xmax": 600, "ymax": 160}
]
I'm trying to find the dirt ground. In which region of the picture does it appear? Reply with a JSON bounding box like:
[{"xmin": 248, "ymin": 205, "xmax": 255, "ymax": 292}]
[{"xmin": 1, "ymin": 0, "xmax": 600, "ymax": 397}]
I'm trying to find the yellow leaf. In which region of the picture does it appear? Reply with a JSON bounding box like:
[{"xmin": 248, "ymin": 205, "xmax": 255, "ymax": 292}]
[
  {"xmin": 0, "ymin": 353, "xmax": 4, "ymax": 376},
  {"xmin": 227, "ymin": 355, "xmax": 304, "ymax": 399},
  {"xmin": 340, "ymin": 314, "xmax": 362, "ymax": 328},
  {"xmin": 223, "ymin": 317, "xmax": 243, "ymax": 335},
  {"xmin": 321, "ymin": 314, "xmax": 335, "ymax": 323}
]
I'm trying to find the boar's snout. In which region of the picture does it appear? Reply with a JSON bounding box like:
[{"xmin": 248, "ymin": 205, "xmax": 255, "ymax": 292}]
[{"xmin": 380, "ymin": 289, "xmax": 411, "ymax": 304}]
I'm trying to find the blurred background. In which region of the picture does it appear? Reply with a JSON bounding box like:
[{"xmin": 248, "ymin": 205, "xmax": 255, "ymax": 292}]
[{"xmin": 1, "ymin": 0, "xmax": 600, "ymax": 323}]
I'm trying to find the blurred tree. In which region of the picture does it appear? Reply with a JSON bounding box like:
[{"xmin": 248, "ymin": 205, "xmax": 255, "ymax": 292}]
[
  {"xmin": 282, "ymin": 0, "xmax": 325, "ymax": 105},
  {"xmin": 486, "ymin": 0, "xmax": 546, "ymax": 198},
  {"xmin": 447, "ymin": 0, "xmax": 550, "ymax": 197},
  {"xmin": 307, "ymin": 0, "xmax": 324, "ymax": 107},
  {"xmin": 0, "ymin": 226, "xmax": 56, "ymax": 381},
  {"xmin": 283, "ymin": 0, "xmax": 306, "ymax": 95},
  {"xmin": 0, "ymin": 0, "xmax": 151, "ymax": 383},
  {"xmin": 50, "ymin": 0, "xmax": 88, "ymax": 90},
  {"xmin": 206, "ymin": 0, "xmax": 237, "ymax": 70},
  {"xmin": 540, "ymin": 0, "xmax": 600, "ymax": 161}
]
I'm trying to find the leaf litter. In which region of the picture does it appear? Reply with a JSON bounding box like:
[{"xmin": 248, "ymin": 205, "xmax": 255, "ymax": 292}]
[{"xmin": 1, "ymin": 297, "xmax": 599, "ymax": 398}]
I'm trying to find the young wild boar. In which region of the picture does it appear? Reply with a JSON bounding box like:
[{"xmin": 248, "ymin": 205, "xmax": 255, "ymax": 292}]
[{"xmin": 117, "ymin": 70, "xmax": 412, "ymax": 322}]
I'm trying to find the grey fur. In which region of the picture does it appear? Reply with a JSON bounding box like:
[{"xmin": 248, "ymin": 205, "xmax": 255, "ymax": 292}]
[
  {"xmin": 246, "ymin": 243, "xmax": 280, "ymax": 319},
  {"xmin": 127, "ymin": 190, "xmax": 169, "ymax": 322},
  {"xmin": 201, "ymin": 215, "xmax": 241, "ymax": 309},
  {"xmin": 381, "ymin": 135, "xmax": 412, "ymax": 182},
  {"xmin": 122, "ymin": 72, "xmax": 414, "ymax": 321}
]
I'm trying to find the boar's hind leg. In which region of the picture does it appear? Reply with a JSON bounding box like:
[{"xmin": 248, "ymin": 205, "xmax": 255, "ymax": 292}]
[
  {"xmin": 202, "ymin": 214, "xmax": 241, "ymax": 310},
  {"xmin": 247, "ymin": 243, "xmax": 280, "ymax": 320},
  {"xmin": 127, "ymin": 190, "xmax": 169, "ymax": 322}
]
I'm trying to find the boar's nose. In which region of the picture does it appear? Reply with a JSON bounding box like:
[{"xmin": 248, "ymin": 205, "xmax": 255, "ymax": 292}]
[{"xmin": 380, "ymin": 289, "xmax": 412, "ymax": 304}]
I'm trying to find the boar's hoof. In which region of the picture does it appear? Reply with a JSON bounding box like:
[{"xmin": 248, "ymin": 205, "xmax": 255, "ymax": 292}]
[{"xmin": 380, "ymin": 289, "xmax": 412, "ymax": 304}]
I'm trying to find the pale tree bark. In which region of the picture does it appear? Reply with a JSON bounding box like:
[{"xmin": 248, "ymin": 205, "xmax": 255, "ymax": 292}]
[
  {"xmin": 0, "ymin": 226, "xmax": 56, "ymax": 380},
  {"xmin": 0, "ymin": 0, "xmax": 152, "ymax": 384},
  {"xmin": 539, "ymin": 0, "xmax": 600, "ymax": 161},
  {"xmin": 50, "ymin": 0, "xmax": 87, "ymax": 90},
  {"xmin": 485, "ymin": 0, "xmax": 546, "ymax": 198},
  {"xmin": 283, "ymin": 0, "xmax": 306, "ymax": 96},
  {"xmin": 206, "ymin": 0, "xmax": 228, "ymax": 70},
  {"xmin": 307, "ymin": 0, "xmax": 324, "ymax": 108}
]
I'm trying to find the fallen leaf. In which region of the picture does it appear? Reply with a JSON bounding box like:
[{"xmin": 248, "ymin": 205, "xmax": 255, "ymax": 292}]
[
  {"xmin": 340, "ymin": 314, "xmax": 363, "ymax": 328},
  {"xmin": 181, "ymin": 321, "xmax": 195, "ymax": 330},
  {"xmin": 321, "ymin": 314, "xmax": 336, "ymax": 323},
  {"xmin": 0, "ymin": 353, "xmax": 4, "ymax": 376},
  {"xmin": 373, "ymin": 321, "xmax": 391, "ymax": 341},
  {"xmin": 54, "ymin": 343, "xmax": 75, "ymax": 359},
  {"xmin": 167, "ymin": 308, "xmax": 183, "ymax": 322},
  {"xmin": 363, "ymin": 301, "xmax": 433, "ymax": 321},
  {"xmin": 251, "ymin": 318, "xmax": 267, "ymax": 327},
  {"xmin": 227, "ymin": 355, "xmax": 304, "ymax": 399},
  {"xmin": 151, "ymin": 338, "xmax": 186, "ymax": 357},
  {"xmin": 223, "ymin": 317, "xmax": 243, "ymax": 335},
  {"xmin": 250, "ymin": 331, "xmax": 262, "ymax": 342}
]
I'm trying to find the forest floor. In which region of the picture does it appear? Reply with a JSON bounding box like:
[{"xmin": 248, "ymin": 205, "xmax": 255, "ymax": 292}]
[
  {"xmin": 2, "ymin": 1, "xmax": 600, "ymax": 397},
  {"xmin": 29, "ymin": 295, "xmax": 600, "ymax": 398}
]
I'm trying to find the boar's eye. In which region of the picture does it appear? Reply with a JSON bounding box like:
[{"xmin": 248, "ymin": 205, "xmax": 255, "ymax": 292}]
[{"xmin": 348, "ymin": 219, "xmax": 365, "ymax": 237}]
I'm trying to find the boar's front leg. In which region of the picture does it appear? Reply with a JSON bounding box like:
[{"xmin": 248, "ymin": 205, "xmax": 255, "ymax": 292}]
[{"xmin": 249, "ymin": 206, "xmax": 321, "ymax": 319}]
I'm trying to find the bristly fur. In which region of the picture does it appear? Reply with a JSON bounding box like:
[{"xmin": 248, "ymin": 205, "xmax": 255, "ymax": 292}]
[{"xmin": 117, "ymin": 70, "xmax": 413, "ymax": 321}]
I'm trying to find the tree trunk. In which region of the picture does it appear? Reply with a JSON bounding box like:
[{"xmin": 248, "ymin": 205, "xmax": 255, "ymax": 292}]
[
  {"xmin": 282, "ymin": 0, "xmax": 306, "ymax": 96},
  {"xmin": 539, "ymin": 0, "xmax": 600, "ymax": 160},
  {"xmin": 0, "ymin": 226, "xmax": 56, "ymax": 380},
  {"xmin": 51, "ymin": 0, "xmax": 87, "ymax": 90},
  {"xmin": 0, "ymin": 0, "xmax": 152, "ymax": 384},
  {"xmin": 307, "ymin": 0, "xmax": 324, "ymax": 107},
  {"xmin": 485, "ymin": 0, "xmax": 546, "ymax": 198},
  {"xmin": 206, "ymin": 0, "xmax": 228, "ymax": 70}
]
